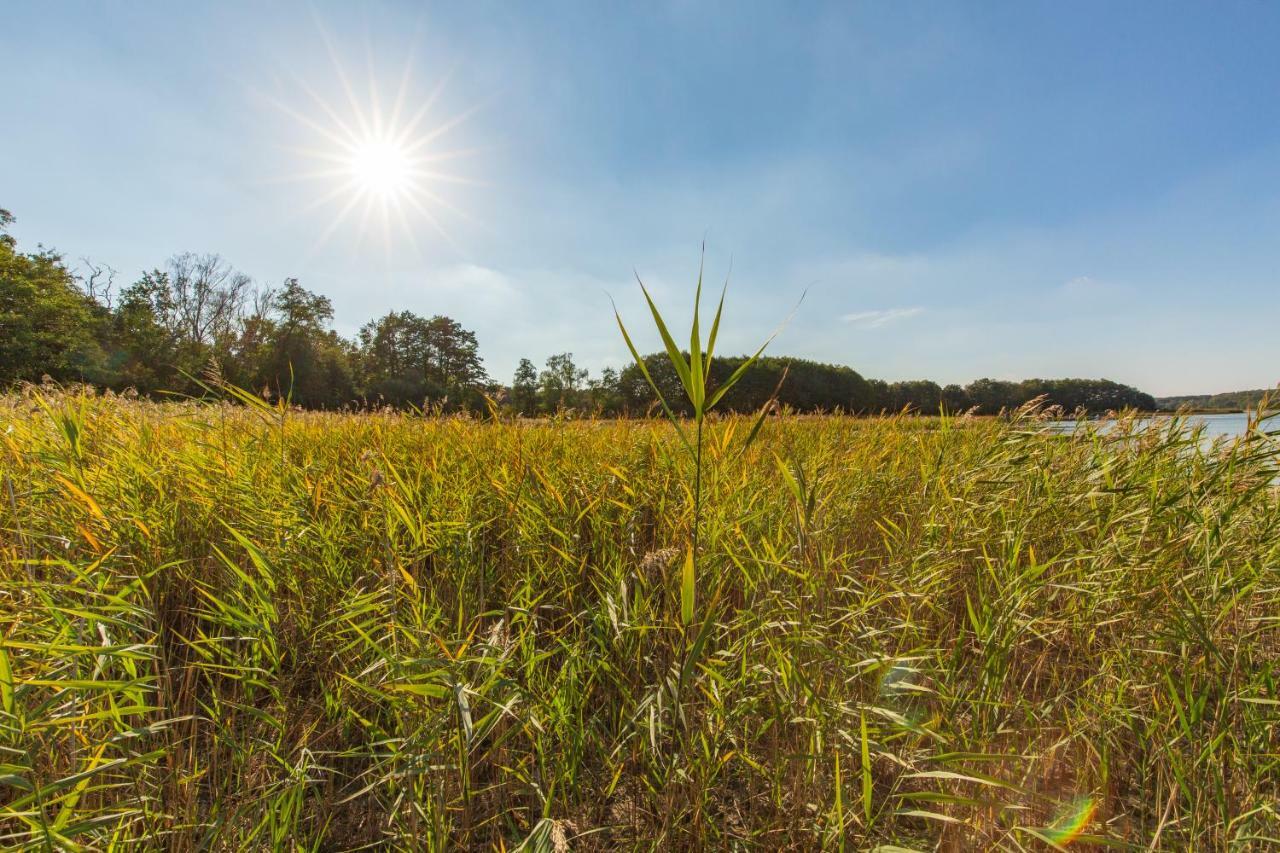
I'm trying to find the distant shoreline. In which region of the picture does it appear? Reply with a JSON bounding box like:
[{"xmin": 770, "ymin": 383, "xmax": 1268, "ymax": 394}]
[
  {"xmin": 1154, "ymin": 389, "xmax": 1276, "ymax": 413},
  {"xmin": 1057, "ymin": 408, "xmax": 1276, "ymax": 419},
  {"xmin": 1157, "ymin": 408, "xmax": 1276, "ymax": 415}
]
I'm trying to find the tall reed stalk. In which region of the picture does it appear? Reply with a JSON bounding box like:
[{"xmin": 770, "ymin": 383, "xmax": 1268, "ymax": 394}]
[{"xmin": 613, "ymin": 254, "xmax": 780, "ymax": 625}]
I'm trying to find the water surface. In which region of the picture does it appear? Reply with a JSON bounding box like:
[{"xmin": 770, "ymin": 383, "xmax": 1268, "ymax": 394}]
[{"xmin": 1046, "ymin": 412, "xmax": 1261, "ymax": 442}]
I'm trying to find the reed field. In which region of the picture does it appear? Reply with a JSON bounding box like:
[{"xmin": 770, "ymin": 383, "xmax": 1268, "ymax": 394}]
[{"xmin": 1, "ymin": 386, "xmax": 1278, "ymax": 850}]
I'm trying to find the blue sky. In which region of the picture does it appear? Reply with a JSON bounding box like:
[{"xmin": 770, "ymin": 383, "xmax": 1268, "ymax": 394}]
[{"xmin": 4, "ymin": 2, "xmax": 1279, "ymax": 395}]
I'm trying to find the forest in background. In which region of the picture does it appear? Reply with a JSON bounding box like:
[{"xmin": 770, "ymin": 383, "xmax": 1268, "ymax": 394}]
[
  {"xmin": 0, "ymin": 206, "xmax": 1189, "ymax": 416},
  {"xmin": 1155, "ymin": 389, "xmax": 1274, "ymax": 412}
]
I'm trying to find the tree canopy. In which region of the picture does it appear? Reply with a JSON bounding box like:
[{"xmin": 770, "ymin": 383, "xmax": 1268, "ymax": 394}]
[
  {"xmin": 0, "ymin": 209, "xmax": 110, "ymax": 386},
  {"xmin": 1155, "ymin": 389, "xmax": 1275, "ymax": 412}
]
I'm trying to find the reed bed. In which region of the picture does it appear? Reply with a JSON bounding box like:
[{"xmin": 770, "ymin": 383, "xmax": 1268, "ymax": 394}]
[{"xmin": 1, "ymin": 388, "xmax": 1277, "ymax": 850}]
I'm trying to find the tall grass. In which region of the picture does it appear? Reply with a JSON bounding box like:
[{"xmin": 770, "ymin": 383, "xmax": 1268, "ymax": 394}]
[
  {"xmin": 614, "ymin": 261, "xmax": 779, "ymax": 630},
  {"xmin": 0, "ymin": 384, "xmax": 1277, "ymax": 849}
]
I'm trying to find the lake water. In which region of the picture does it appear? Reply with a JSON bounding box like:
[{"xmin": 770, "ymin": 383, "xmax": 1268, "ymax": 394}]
[{"xmin": 1046, "ymin": 412, "xmax": 1261, "ymax": 441}]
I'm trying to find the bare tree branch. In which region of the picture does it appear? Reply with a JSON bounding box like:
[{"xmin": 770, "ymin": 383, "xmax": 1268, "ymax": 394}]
[{"xmin": 77, "ymin": 257, "xmax": 118, "ymax": 309}]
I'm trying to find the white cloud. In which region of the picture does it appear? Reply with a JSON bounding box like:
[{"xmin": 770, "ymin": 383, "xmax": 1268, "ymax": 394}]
[{"xmin": 841, "ymin": 306, "xmax": 924, "ymax": 328}]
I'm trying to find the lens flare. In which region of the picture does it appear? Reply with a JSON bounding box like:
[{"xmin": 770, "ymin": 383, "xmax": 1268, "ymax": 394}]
[
  {"xmin": 875, "ymin": 659, "xmax": 930, "ymax": 728},
  {"xmin": 1041, "ymin": 796, "xmax": 1097, "ymax": 845}
]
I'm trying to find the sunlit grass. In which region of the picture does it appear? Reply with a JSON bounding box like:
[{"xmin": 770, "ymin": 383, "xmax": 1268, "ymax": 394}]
[{"xmin": 0, "ymin": 387, "xmax": 1277, "ymax": 849}]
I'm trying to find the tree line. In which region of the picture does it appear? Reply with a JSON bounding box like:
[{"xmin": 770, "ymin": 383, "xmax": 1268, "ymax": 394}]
[
  {"xmin": 1154, "ymin": 389, "xmax": 1274, "ymax": 413},
  {"xmin": 2, "ymin": 207, "xmax": 1158, "ymax": 415},
  {"xmin": 600, "ymin": 355, "xmax": 1157, "ymax": 416},
  {"xmin": 2, "ymin": 208, "xmax": 486, "ymax": 409}
]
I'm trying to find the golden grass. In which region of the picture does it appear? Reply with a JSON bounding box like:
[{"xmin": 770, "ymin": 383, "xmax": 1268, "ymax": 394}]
[{"xmin": 1, "ymin": 388, "xmax": 1277, "ymax": 849}]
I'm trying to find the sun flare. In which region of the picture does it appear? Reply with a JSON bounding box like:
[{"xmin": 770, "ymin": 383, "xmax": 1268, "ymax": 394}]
[{"xmin": 260, "ymin": 35, "xmax": 481, "ymax": 256}]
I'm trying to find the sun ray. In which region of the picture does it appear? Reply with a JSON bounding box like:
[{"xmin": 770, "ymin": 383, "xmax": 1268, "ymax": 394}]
[
  {"xmin": 389, "ymin": 195, "xmax": 423, "ymax": 262},
  {"xmin": 266, "ymin": 23, "xmax": 483, "ymax": 256},
  {"xmin": 296, "ymin": 180, "xmax": 363, "ymax": 217},
  {"xmin": 400, "ymin": 190, "xmax": 464, "ymax": 253},
  {"xmin": 394, "ymin": 69, "xmax": 455, "ymax": 145},
  {"xmin": 413, "ymin": 145, "xmax": 495, "ymax": 164},
  {"xmin": 401, "ymin": 102, "xmax": 483, "ymax": 156},
  {"xmin": 251, "ymin": 88, "xmax": 359, "ymax": 153},
  {"xmin": 413, "ymin": 186, "xmax": 479, "ymax": 227},
  {"xmin": 272, "ymin": 146, "xmax": 365, "ymax": 166},
  {"xmin": 407, "ymin": 170, "xmax": 487, "ymax": 187},
  {"xmin": 304, "ymin": 188, "xmax": 367, "ymax": 260},
  {"xmin": 356, "ymin": 193, "xmax": 378, "ymax": 246},
  {"xmin": 378, "ymin": 196, "xmax": 392, "ymax": 260},
  {"xmin": 313, "ymin": 15, "xmax": 373, "ymax": 140},
  {"xmin": 387, "ymin": 11, "xmax": 429, "ymax": 136},
  {"xmin": 388, "ymin": 45, "xmax": 419, "ymax": 138},
  {"xmin": 259, "ymin": 165, "xmax": 359, "ymax": 185},
  {"xmin": 365, "ymin": 40, "xmax": 383, "ymax": 139},
  {"xmin": 288, "ymin": 72, "xmax": 365, "ymax": 147}
]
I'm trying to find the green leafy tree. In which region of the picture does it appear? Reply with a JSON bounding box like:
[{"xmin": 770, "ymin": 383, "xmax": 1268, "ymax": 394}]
[
  {"xmin": 620, "ymin": 353, "xmax": 690, "ymax": 415},
  {"xmin": 964, "ymin": 378, "xmax": 1017, "ymax": 414},
  {"xmin": 511, "ymin": 358, "xmax": 540, "ymax": 415},
  {"xmin": 110, "ymin": 273, "xmax": 181, "ymax": 392},
  {"xmin": 253, "ymin": 278, "xmax": 353, "ymax": 407},
  {"xmin": 111, "ymin": 254, "xmax": 250, "ymax": 393},
  {"xmin": 421, "ymin": 315, "xmax": 487, "ymax": 390},
  {"xmin": 887, "ymin": 379, "xmax": 943, "ymax": 413},
  {"xmin": 960, "ymin": 377, "xmax": 1154, "ymax": 415},
  {"xmin": 0, "ymin": 209, "xmax": 110, "ymax": 386},
  {"xmin": 357, "ymin": 311, "xmax": 487, "ymax": 408},
  {"xmin": 1156, "ymin": 388, "xmax": 1275, "ymax": 412},
  {"xmin": 942, "ymin": 383, "xmax": 971, "ymax": 413},
  {"xmin": 539, "ymin": 352, "xmax": 588, "ymax": 412},
  {"xmin": 586, "ymin": 366, "xmax": 623, "ymax": 415},
  {"xmin": 621, "ymin": 354, "xmax": 874, "ymax": 414}
]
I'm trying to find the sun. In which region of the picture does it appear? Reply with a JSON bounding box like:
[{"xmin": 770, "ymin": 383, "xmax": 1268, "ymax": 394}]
[
  {"xmin": 257, "ymin": 31, "xmax": 482, "ymax": 256},
  {"xmin": 348, "ymin": 137, "xmax": 414, "ymax": 199}
]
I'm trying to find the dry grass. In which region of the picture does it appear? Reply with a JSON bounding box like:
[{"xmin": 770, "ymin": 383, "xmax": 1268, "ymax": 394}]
[{"xmin": 1, "ymin": 387, "xmax": 1277, "ymax": 850}]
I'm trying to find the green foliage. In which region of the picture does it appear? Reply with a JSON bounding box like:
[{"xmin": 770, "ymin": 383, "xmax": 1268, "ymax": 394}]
[
  {"xmin": 538, "ymin": 352, "xmax": 589, "ymax": 413},
  {"xmin": 510, "ymin": 357, "xmax": 540, "ymax": 415},
  {"xmin": 1157, "ymin": 388, "xmax": 1277, "ymax": 412},
  {"xmin": 109, "ymin": 273, "xmax": 182, "ymax": 392},
  {"xmin": 357, "ymin": 310, "xmax": 488, "ymax": 409},
  {"xmin": 0, "ymin": 212, "xmax": 110, "ymax": 386},
  {"xmin": 952, "ymin": 376, "xmax": 1156, "ymax": 415},
  {"xmin": 618, "ymin": 359, "xmax": 1157, "ymax": 416},
  {"xmin": 622, "ymin": 353, "xmax": 871, "ymax": 414},
  {"xmin": 0, "ymin": 207, "xmax": 497, "ymax": 411},
  {"xmin": 613, "ymin": 260, "xmax": 781, "ymax": 695},
  {"xmin": 1, "ymin": 392, "xmax": 1277, "ymax": 848}
]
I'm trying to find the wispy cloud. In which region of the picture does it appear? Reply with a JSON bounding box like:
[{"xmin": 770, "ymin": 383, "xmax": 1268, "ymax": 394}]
[{"xmin": 841, "ymin": 306, "xmax": 924, "ymax": 328}]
